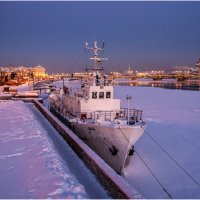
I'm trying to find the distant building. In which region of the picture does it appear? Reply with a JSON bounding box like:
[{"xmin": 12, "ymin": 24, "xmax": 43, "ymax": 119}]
[
  {"xmin": 110, "ymin": 71, "xmax": 122, "ymax": 77},
  {"xmin": 15, "ymin": 66, "xmax": 31, "ymax": 80},
  {"xmin": 0, "ymin": 65, "xmax": 47, "ymax": 84},
  {"xmin": 124, "ymin": 66, "xmax": 134, "ymax": 75},
  {"xmin": 31, "ymin": 65, "xmax": 46, "ymax": 79},
  {"xmin": 196, "ymin": 58, "xmax": 200, "ymax": 73}
]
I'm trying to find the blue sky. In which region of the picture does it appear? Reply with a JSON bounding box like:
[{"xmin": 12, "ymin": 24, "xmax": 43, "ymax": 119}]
[{"xmin": 0, "ymin": 2, "xmax": 200, "ymax": 73}]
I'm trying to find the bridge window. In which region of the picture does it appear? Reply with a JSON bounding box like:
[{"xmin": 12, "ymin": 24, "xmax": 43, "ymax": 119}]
[
  {"xmin": 106, "ymin": 92, "xmax": 111, "ymax": 98},
  {"xmin": 99, "ymin": 92, "xmax": 104, "ymax": 99},
  {"xmin": 92, "ymin": 92, "xmax": 97, "ymax": 99}
]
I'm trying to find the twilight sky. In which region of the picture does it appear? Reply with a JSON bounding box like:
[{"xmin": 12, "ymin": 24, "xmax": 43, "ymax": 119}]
[{"xmin": 0, "ymin": 1, "xmax": 200, "ymax": 73}]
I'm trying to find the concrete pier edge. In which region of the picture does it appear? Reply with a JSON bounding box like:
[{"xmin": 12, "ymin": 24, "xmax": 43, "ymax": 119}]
[{"xmin": 33, "ymin": 100, "xmax": 143, "ymax": 199}]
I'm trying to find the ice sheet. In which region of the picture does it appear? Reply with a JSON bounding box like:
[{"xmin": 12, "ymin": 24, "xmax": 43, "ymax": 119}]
[{"xmin": 115, "ymin": 86, "xmax": 200, "ymax": 198}]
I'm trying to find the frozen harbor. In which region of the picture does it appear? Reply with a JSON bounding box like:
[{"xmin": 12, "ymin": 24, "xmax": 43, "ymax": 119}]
[
  {"xmin": 1, "ymin": 81, "xmax": 200, "ymax": 199},
  {"xmin": 115, "ymin": 86, "xmax": 200, "ymax": 198},
  {"xmin": 0, "ymin": 100, "xmax": 108, "ymax": 198},
  {"xmin": 52, "ymin": 79, "xmax": 200, "ymax": 198}
]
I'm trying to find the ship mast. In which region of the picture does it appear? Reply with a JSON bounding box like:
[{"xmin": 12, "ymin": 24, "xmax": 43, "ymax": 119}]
[{"xmin": 86, "ymin": 40, "xmax": 108, "ymax": 86}]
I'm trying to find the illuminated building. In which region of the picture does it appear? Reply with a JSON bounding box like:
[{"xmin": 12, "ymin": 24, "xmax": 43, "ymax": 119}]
[
  {"xmin": 124, "ymin": 66, "xmax": 133, "ymax": 75},
  {"xmin": 196, "ymin": 58, "xmax": 200, "ymax": 74},
  {"xmin": 31, "ymin": 65, "xmax": 46, "ymax": 79}
]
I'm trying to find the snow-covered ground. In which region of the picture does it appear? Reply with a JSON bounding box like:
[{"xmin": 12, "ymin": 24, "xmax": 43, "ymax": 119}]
[
  {"xmin": 1, "ymin": 80, "xmax": 200, "ymax": 198},
  {"xmin": 114, "ymin": 86, "xmax": 200, "ymax": 199},
  {"xmin": 0, "ymin": 100, "xmax": 108, "ymax": 199},
  {"xmin": 0, "ymin": 83, "xmax": 31, "ymax": 93}
]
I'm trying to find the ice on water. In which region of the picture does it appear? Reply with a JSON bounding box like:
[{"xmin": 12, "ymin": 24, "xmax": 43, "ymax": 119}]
[{"xmin": 115, "ymin": 86, "xmax": 200, "ymax": 198}]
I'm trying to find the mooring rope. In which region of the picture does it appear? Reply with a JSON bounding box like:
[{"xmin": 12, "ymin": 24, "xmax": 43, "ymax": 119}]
[
  {"xmin": 118, "ymin": 126, "xmax": 132, "ymax": 146},
  {"xmin": 118, "ymin": 126, "xmax": 172, "ymax": 199},
  {"xmin": 70, "ymin": 49, "xmax": 86, "ymax": 69},
  {"xmin": 135, "ymin": 149, "xmax": 173, "ymax": 199},
  {"xmin": 143, "ymin": 127, "xmax": 200, "ymax": 188}
]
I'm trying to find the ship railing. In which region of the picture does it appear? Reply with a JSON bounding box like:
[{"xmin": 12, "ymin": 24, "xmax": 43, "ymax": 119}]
[
  {"xmin": 50, "ymin": 101, "xmax": 143, "ymax": 123},
  {"xmin": 75, "ymin": 108, "xmax": 143, "ymax": 123},
  {"xmin": 120, "ymin": 108, "xmax": 143, "ymax": 122},
  {"xmin": 50, "ymin": 102, "xmax": 75, "ymax": 120}
]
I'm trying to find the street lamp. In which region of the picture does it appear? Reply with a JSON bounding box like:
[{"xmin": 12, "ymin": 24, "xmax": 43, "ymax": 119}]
[{"xmin": 126, "ymin": 95, "xmax": 132, "ymax": 124}]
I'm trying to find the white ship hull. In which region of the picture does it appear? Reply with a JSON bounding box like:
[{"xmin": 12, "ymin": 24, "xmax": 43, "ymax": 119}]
[{"xmin": 72, "ymin": 121, "xmax": 144, "ymax": 174}]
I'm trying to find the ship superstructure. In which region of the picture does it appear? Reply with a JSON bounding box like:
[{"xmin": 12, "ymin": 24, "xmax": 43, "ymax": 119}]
[{"xmin": 49, "ymin": 40, "xmax": 145, "ymax": 174}]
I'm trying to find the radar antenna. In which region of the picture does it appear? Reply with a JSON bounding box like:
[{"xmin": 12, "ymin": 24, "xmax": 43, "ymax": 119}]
[{"xmin": 85, "ymin": 40, "xmax": 108, "ymax": 71}]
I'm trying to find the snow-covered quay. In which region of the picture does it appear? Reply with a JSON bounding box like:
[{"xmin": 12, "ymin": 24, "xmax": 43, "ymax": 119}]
[{"xmin": 0, "ymin": 100, "xmax": 108, "ymax": 199}]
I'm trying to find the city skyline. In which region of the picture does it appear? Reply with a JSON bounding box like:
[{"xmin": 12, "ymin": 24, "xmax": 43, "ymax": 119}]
[{"xmin": 0, "ymin": 1, "xmax": 200, "ymax": 73}]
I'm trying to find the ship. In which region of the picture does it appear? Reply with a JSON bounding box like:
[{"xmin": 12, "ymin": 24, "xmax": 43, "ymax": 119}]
[{"xmin": 48, "ymin": 40, "xmax": 145, "ymax": 174}]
